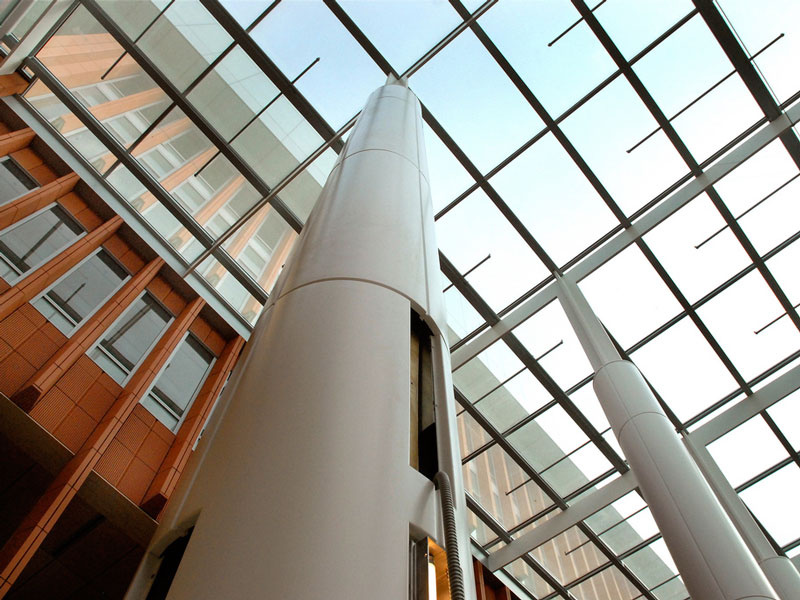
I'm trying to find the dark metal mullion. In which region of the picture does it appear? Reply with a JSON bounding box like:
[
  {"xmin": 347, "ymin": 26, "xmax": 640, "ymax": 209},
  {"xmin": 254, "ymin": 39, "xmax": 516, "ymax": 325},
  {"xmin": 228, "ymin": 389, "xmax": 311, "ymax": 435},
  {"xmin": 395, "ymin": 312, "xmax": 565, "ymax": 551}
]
[
  {"xmin": 558, "ymin": 533, "xmax": 663, "ymax": 595},
  {"xmin": 459, "ymin": 387, "xmax": 652, "ymax": 600},
  {"xmin": 505, "ymin": 329, "xmax": 628, "ymax": 472},
  {"xmin": 693, "ymin": 0, "xmax": 800, "ymax": 168},
  {"xmin": 245, "ymin": 0, "xmax": 281, "ymax": 32},
  {"xmin": 100, "ymin": 0, "xmax": 175, "ymax": 80},
  {"xmin": 106, "ymin": 24, "xmax": 242, "ymax": 175},
  {"xmin": 574, "ymin": 0, "xmax": 800, "ymax": 338},
  {"xmin": 442, "ymin": 249, "xmax": 626, "ymax": 472},
  {"xmin": 81, "ymin": 0, "xmax": 304, "ymax": 233},
  {"xmin": 735, "ymin": 455, "xmax": 793, "ymax": 493},
  {"xmin": 199, "ymin": 0, "xmax": 342, "ymax": 153},
  {"xmin": 448, "ymin": 0, "xmax": 630, "ymax": 227},
  {"xmin": 26, "ymin": 57, "xmax": 268, "ymax": 305},
  {"xmin": 761, "ymin": 411, "xmax": 800, "ymax": 471},
  {"xmin": 322, "ymin": 0, "xmax": 398, "ymax": 78},
  {"xmin": 467, "ymin": 495, "xmax": 576, "ymax": 600},
  {"xmin": 636, "ymin": 239, "xmax": 753, "ymax": 396},
  {"xmin": 625, "ymin": 219, "xmax": 800, "ymax": 363},
  {"xmin": 422, "ymin": 104, "xmax": 559, "ymax": 273},
  {"xmin": 684, "ymin": 346, "xmax": 800, "ymax": 431}
]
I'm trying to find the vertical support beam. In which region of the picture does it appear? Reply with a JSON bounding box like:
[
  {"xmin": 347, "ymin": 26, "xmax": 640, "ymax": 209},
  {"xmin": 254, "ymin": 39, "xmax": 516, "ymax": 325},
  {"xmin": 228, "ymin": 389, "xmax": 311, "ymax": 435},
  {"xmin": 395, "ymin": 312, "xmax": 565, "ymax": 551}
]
[
  {"xmin": 126, "ymin": 81, "xmax": 474, "ymax": 599},
  {"xmin": 685, "ymin": 435, "xmax": 800, "ymax": 600},
  {"xmin": 0, "ymin": 296, "xmax": 204, "ymax": 597},
  {"xmin": 0, "ymin": 127, "xmax": 34, "ymax": 155},
  {"xmin": 555, "ymin": 274, "xmax": 779, "ymax": 600},
  {"xmin": 0, "ymin": 214, "xmax": 123, "ymax": 321},
  {"xmin": 0, "ymin": 172, "xmax": 79, "ymax": 230},
  {"xmin": 140, "ymin": 335, "xmax": 244, "ymax": 517},
  {"xmin": 10, "ymin": 256, "xmax": 165, "ymax": 410}
]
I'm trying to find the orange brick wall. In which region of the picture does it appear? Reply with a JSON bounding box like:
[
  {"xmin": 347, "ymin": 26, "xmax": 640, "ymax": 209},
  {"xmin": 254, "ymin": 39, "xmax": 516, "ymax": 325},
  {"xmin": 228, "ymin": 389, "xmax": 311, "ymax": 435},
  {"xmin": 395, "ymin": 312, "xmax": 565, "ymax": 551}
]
[
  {"xmin": 0, "ymin": 303, "xmax": 67, "ymax": 397},
  {"xmin": 95, "ymin": 404, "xmax": 174, "ymax": 505},
  {"xmin": 0, "ymin": 123, "xmax": 237, "ymax": 515}
]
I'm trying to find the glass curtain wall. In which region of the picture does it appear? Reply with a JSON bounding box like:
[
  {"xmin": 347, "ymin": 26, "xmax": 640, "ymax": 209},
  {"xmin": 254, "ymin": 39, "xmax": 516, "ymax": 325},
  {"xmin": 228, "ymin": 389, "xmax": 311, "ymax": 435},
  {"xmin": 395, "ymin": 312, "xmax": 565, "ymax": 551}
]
[{"xmin": 9, "ymin": 0, "xmax": 800, "ymax": 598}]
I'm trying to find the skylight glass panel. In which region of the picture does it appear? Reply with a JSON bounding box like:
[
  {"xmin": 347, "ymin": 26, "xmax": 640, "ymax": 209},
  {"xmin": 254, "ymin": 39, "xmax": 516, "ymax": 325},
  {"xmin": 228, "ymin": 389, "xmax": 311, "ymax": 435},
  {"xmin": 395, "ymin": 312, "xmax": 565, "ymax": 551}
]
[
  {"xmin": 630, "ymin": 317, "xmax": 738, "ymax": 422},
  {"xmin": 463, "ymin": 443, "xmax": 555, "ymax": 531},
  {"xmin": 458, "ymin": 408, "xmax": 492, "ymax": 457},
  {"xmin": 530, "ymin": 525, "xmax": 608, "ymax": 587},
  {"xmin": 274, "ymin": 147, "xmax": 337, "ymax": 223},
  {"xmin": 514, "ymin": 299, "xmax": 593, "ymax": 392},
  {"xmin": 489, "ymin": 133, "xmax": 618, "ymax": 267},
  {"xmin": 424, "ymin": 122, "xmax": 474, "ymax": 215},
  {"xmin": 739, "ymin": 173, "xmax": 800, "ymax": 254},
  {"xmin": 643, "ymin": 192, "xmax": 752, "ymax": 303},
  {"xmin": 466, "ymin": 508, "xmax": 495, "ymax": 546},
  {"xmin": 594, "ymin": 0, "xmax": 694, "ymax": 59},
  {"xmin": 453, "ymin": 339, "xmax": 524, "ymax": 403},
  {"xmin": 740, "ymin": 463, "xmax": 800, "ymax": 547},
  {"xmin": 504, "ymin": 558, "xmax": 554, "ymax": 599},
  {"xmin": 717, "ymin": 0, "xmax": 800, "ymax": 104},
  {"xmin": 697, "ymin": 270, "xmax": 800, "ymax": 381},
  {"xmin": 436, "ymin": 189, "xmax": 550, "ymax": 311},
  {"xmin": 571, "ymin": 382, "xmax": 611, "ymax": 433},
  {"xmin": 474, "ymin": 368, "xmax": 551, "ymax": 434},
  {"xmin": 442, "ymin": 281, "xmax": 485, "ymax": 345},
  {"xmin": 231, "ymin": 94, "xmax": 325, "ymax": 190},
  {"xmin": 508, "ymin": 405, "xmax": 613, "ymax": 497},
  {"xmin": 187, "ymin": 46, "xmax": 280, "ymax": 140},
  {"xmin": 569, "ymin": 565, "xmax": 641, "ymax": 600},
  {"xmin": 338, "ymin": 0, "xmax": 461, "ymax": 75},
  {"xmin": 138, "ymin": 1, "xmax": 233, "ymax": 92},
  {"xmin": 621, "ymin": 539, "xmax": 687, "ymax": 600},
  {"xmin": 219, "ymin": 0, "xmax": 268, "ymax": 29},
  {"xmin": 584, "ymin": 490, "xmax": 653, "ymax": 555},
  {"xmin": 93, "ymin": 0, "xmax": 165, "ymax": 38},
  {"xmin": 476, "ymin": 0, "xmax": 616, "ymax": 118},
  {"xmin": 410, "ymin": 29, "xmax": 544, "ymax": 173},
  {"xmin": 634, "ymin": 16, "xmax": 763, "ymax": 163},
  {"xmin": 578, "ymin": 245, "xmax": 683, "ymax": 350},
  {"xmin": 767, "ymin": 388, "xmax": 800, "ymax": 451},
  {"xmin": 560, "ymin": 77, "xmax": 688, "ymax": 216},
  {"xmin": 708, "ymin": 415, "xmax": 789, "ymax": 488},
  {"xmin": 250, "ymin": 1, "xmax": 386, "ymax": 129}
]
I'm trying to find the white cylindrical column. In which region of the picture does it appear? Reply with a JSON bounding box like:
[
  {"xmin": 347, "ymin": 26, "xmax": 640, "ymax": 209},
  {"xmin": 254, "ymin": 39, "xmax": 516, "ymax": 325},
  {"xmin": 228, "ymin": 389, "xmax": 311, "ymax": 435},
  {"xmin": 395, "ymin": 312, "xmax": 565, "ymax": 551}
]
[
  {"xmin": 685, "ymin": 436, "xmax": 800, "ymax": 600},
  {"xmin": 556, "ymin": 275, "xmax": 779, "ymax": 600},
  {"xmin": 126, "ymin": 80, "xmax": 473, "ymax": 599}
]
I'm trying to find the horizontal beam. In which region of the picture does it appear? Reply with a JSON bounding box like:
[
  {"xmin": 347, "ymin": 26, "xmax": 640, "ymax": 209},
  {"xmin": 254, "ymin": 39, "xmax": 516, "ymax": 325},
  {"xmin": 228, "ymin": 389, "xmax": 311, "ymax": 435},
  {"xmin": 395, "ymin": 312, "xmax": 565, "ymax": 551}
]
[
  {"xmin": 452, "ymin": 100, "xmax": 800, "ymax": 370},
  {"xmin": 486, "ymin": 470, "xmax": 638, "ymax": 572},
  {"xmin": 691, "ymin": 361, "xmax": 800, "ymax": 446}
]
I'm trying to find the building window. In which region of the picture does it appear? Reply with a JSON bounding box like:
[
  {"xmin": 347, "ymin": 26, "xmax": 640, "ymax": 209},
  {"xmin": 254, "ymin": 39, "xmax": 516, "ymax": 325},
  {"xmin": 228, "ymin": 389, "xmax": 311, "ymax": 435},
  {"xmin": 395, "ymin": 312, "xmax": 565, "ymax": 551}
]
[
  {"xmin": 32, "ymin": 249, "xmax": 129, "ymax": 335},
  {"xmin": 141, "ymin": 334, "xmax": 214, "ymax": 431},
  {"xmin": 0, "ymin": 157, "xmax": 38, "ymax": 206},
  {"xmin": 0, "ymin": 204, "xmax": 84, "ymax": 283},
  {"xmin": 88, "ymin": 292, "xmax": 172, "ymax": 384}
]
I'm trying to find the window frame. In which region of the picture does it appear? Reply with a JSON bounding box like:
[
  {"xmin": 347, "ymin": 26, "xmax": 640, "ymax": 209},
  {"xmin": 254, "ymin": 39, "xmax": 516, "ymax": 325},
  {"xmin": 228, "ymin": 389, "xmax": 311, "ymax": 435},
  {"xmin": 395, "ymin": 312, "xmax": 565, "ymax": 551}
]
[
  {"xmin": 30, "ymin": 246, "xmax": 131, "ymax": 336},
  {"xmin": 0, "ymin": 155, "xmax": 38, "ymax": 206},
  {"xmin": 88, "ymin": 289, "xmax": 175, "ymax": 386},
  {"xmin": 142, "ymin": 331, "xmax": 217, "ymax": 432},
  {"xmin": 0, "ymin": 203, "xmax": 86, "ymax": 283}
]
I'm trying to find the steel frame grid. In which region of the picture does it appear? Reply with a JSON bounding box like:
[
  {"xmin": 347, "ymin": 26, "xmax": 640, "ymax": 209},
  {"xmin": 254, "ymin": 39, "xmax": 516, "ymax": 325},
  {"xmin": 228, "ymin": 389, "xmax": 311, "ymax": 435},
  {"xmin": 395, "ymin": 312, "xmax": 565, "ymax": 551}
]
[
  {"xmin": 314, "ymin": 0, "xmax": 800, "ymax": 594},
  {"xmin": 10, "ymin": 0, "xmax": 800, "ymax": 596}
]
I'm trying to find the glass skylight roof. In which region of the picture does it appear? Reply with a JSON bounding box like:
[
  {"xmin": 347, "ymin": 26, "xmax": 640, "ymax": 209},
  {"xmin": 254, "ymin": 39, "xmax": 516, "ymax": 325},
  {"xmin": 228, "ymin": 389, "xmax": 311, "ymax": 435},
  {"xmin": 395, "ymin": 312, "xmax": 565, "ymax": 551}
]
[{"xmin": 5, "ymin": 0, "xmax": 800, "ymax": 597}]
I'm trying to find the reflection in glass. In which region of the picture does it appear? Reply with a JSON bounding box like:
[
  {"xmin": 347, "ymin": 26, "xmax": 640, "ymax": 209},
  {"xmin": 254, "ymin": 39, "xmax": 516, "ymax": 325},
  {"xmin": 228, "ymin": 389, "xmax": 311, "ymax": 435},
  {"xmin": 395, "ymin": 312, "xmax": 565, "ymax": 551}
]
[
  {"xmin": 142, "ymin": 334, "xmax": 214, "ymax": 430},
  {"xmin": 89, "ymin": 292, "xmax": 172, "ymax": 384},
  {"xmin": 33, "ymin": 249, "xmax": 128, "ymax": 335},
  {"xmin": 0, "ymin": 205, "xmax": 84, "ymax": 283}
]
